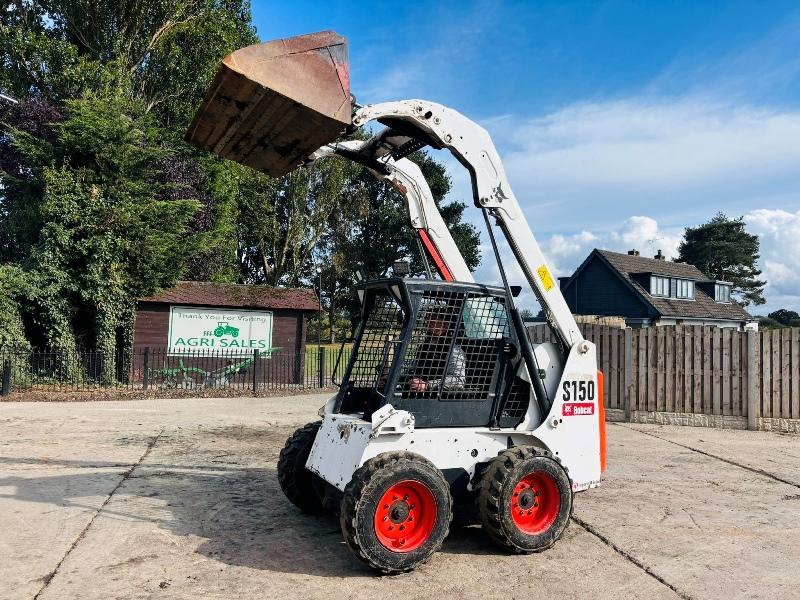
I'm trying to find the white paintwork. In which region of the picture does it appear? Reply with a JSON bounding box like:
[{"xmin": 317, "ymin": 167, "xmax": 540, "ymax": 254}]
[
  {"xmin": 305, "ymin": 98, "xmax": 602, "ymax": 496},
  {"xmin": 353, "ymin": 100, "xmax": 583, "ymax": 348},
  {"xmin": 307, "ymin": 346, "xmax": 602, "ymax": 492}
]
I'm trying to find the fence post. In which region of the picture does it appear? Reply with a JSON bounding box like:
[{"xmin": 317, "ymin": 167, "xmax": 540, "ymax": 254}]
[
  {"xmin": 253, "ymin": 349, "xmax": 260, "ymax": 392},
  {"xmin": 2, "ymin": 359, "xmax": 10, "ymax": 397},
  {"xmin": 142, "ymin": 347, "xmax": 150, "ymax": 391},
  {"xmin": 624, "ymin": 328, "xmax": 632, "ymax": 421},
  {"xmin": 318, "ymin": 347, "xmax": 325, "ymax": 388},
  {"xmin": 747, "ymin": 329, "xmax": 758, "ymax": 430}
]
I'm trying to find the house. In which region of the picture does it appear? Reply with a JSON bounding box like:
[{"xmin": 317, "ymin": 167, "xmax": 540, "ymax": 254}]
[{"xmin": 558, "ymin": 249, "xmax": 754, "ymax": 329}]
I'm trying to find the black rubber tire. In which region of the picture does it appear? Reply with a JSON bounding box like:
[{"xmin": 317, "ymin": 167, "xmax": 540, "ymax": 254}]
[
  {"xmin": 478, "ymin": 446, "xmax": 572, "ymax": 553},
  {"xmin": 340, "ymin": 451, "xmax": 453, "ymax": 574},
  {"xmin": 277, "ymin": 421, "xmax": 324, "ymax": 514}
]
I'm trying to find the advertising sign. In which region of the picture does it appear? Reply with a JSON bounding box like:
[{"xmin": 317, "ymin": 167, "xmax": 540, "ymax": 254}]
[{"xmin": 168, "ymin": 306, "xmax": 274, "ymax": 356}]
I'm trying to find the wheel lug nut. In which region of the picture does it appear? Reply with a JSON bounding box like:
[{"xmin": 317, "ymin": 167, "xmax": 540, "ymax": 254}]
[
  {"xmin": 383, "ymin": 516, "xmax": 388, "ymax": 521},
  {"xmin": 400, "ymin": 525, "xmax": 405, "ymax": 530},
  {"xmin": 404, "ymin": 495, "xmax": 409, "ymax": 500}
]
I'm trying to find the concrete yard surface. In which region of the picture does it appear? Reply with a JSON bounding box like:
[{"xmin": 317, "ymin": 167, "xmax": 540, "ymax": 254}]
[{"xmin": 1, "ymin": 396, "xmax": 799, "ymax": 600}]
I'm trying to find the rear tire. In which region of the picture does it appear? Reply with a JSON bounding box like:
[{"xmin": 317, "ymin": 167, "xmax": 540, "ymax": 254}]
[
  {"xmin": 340, "ymin": 451, "xmax": 452, "ymax": 574},
  {"xmin": 478, "ymin": 446, "xmax": 572, "ymax": 553},
  {"xmin": 277, "ymin": 421, "xmax": 324, "ymax": 514}
]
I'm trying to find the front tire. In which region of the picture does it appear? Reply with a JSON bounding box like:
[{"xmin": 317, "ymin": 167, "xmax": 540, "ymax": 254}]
[
  {"xmin": 277, "ymin": 422, "xmax": 324, "ymax": 514},
  {"xmin": 478, "ymin": 446, "xmax": 572, "ymax": 553},
  {"xmin": 340, "ymin": 451, "xmax": 452, "ymax": 574}
]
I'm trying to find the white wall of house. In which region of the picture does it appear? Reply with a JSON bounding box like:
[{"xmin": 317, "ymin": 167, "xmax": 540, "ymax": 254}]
[{"xmin": 655, "ymin": 317, "xmax": 755, "ymax": 330}]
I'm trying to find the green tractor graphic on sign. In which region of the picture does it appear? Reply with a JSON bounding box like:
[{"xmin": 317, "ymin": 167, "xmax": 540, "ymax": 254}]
[{"xmin": 213, "ymin": 321, "xmax": 240, "ymax": 338}]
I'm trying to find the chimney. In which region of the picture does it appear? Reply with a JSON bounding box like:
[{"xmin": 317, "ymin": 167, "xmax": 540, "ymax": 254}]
[
  {"xmin": 654, "ymin": 250, "xmax": 665, "ymax": 261},
  {"xmin": 627, "ymin": 249, "xmax": 640, "ymax": 256}
]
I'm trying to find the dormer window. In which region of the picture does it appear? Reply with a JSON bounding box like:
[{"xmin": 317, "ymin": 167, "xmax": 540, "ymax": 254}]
[
  {"xmin": 676, "ymin": 279, "xmax": 694, "ymax": 299},
  {"xmin": 715, "ymin": 283, "xmax": 732, "ymax": 303},
  {"xmin": 650, "ymin": 275, "xmax": 669, "ymax": 297}
]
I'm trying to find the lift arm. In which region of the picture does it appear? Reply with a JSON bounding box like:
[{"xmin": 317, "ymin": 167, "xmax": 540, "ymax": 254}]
[{"xmin": 352, "ymin": 100, "xmax": 584, "ymax": 350}]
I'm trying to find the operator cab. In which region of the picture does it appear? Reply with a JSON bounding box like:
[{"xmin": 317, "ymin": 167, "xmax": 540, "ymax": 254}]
[{"xmin": 334, "ymin": 278, "xmax": 532, "ymax": 428}]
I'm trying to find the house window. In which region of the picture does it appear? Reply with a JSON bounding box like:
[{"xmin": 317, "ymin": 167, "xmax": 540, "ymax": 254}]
[
  {"xmin": 715, "ymin": 284, "xmax": 731, "ymax": 303},
  {"xmin": 676, "ymin": 279, "xmax": 694, "ymax": 299},
  {"xmin": 650, "ymin": 275, "xmax": 669, "ymax": 297}
]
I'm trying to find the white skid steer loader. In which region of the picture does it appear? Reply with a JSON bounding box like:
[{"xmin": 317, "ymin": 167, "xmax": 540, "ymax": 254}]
[{"xmin": 188, "ymin": 30, "xmax": 606, "ymax": 575}]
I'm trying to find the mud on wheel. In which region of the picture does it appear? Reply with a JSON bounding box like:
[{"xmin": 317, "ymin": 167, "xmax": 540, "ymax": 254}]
[
  {"xmin": 340, "ymin": 451, "xmax": 452, "ymax": 574},
  {"xmin": 478, "ymin": 446, "xmax": 572, "ymax": 553},
  {"xmin": 277, "ymin": 421, "xmax": 324, "ymax": 514}
]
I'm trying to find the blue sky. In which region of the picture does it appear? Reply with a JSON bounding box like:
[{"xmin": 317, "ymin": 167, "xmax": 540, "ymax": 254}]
[{"xmin": 252, "ymin": 1, "xmax": 800, "ymax": 314}]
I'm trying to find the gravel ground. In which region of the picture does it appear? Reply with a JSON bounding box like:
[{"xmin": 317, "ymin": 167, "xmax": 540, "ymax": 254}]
[{"xmin": 1, "ymin": 394, "xmax": 798, "ymax": 600}]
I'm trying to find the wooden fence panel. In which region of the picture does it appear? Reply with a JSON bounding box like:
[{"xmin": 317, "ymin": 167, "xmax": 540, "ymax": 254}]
[
  {"xmin": 602, "ymin": 326, "xmax": 611, "ymax": 405},
  {"xmin": 761, "ymin": 332, "xmax": 770, "ymax": 418},
  {"xmin": 792, "ymin": 329, "xmax": 799, "ymax": 420},
  {"xmin": 731, "ymin": 331, "xmax": 740, "ymax": 416},
  {"xmin": 682, "ymin": 327, "xmax": 692, "ymax": 413},
  {"xmin": 722, "ymin": 329, "xmax": 731, "ymax": 415},
  {"xmin": 693, "ymin": 326, "xmax": 702, "ymax": 413},
  {"xmin": 525, "ymin": 323, "xmax": 800, "ymax": 421},
  {"xmin": 656, "ymin": 327, "xmax": 665, "ymax": 412},
  {"xmin": 782, "ymin": 329, "xmax": 791, "ymax": 420},
  {"xmin": 772, "ymin": 329, "xmax": 780, "ymax": 418},
  {"xmin": 669, "ymin": 327, "xmax": 679, "ymax": 412},
  {"xmin": 610, "ymin": 328, "xmax": 619, "ymax": 409},
  {"xmin": 633, "ymin": 329, "xmax": 647, "ymax": 410},
  {"xmin": 711, "ymin": 327, "xmax": 720, "ymax": 415}
]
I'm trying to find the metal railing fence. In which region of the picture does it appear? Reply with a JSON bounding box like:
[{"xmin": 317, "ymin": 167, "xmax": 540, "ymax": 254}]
[{"xmin": 0, "ymin": 346, "xmax": 352, "ymax": 395}]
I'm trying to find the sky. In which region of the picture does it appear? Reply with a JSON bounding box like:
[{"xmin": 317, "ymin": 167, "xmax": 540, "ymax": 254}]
[{"xmin": 251, "ymin": 1, "xmax": 800, "ymax": 315}]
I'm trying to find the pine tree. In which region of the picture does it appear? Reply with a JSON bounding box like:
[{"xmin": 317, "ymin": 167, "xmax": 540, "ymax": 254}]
[{"xmin": 678, "ymin": 212, "xmax": 766, "ymax": 306}]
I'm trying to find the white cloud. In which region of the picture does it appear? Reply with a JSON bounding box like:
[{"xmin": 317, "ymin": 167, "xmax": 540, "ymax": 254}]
[
  {"xmin": 457, "ymin": 97, "xmax": 800, "ymax": 312},
  {"xmin": 470, "ymin": 210, "xmax": 800, "ymax": 314},
  {"xmin": 472, "ymin": 215, "xmax": 684, "ymax": 311},
  {"xmin": 744, "ymin": 208, "xmax": 800, "ymax": 313},
  {"xmin": 500, "ymin": 99, "xmax": 800, "ymax": 193}
]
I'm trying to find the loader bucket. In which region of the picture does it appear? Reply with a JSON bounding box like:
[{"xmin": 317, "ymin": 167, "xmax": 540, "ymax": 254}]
[{"xmin": 186, "ymin": 30, "xmax": 351, "ymax": 177}]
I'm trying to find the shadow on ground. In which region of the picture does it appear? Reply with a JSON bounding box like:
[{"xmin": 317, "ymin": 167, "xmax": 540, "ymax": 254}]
[{"xmin": 0, "ymin": 424, "xmax": 502, "ymax": 578}]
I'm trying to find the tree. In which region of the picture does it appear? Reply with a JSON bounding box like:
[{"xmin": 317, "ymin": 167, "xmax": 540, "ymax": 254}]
[
  {"xmin": 235, "ymin": 155, "xmax": 357, "ymax": 287},
  {"xmin": 6, "ymin": 98, "xmax": 201, "ymax": 376},
  {"xmin": 0, "ymin": 0, "xmax": 257, "ymax": 124},
  {"xmin": 767, "ymin": 309, "xmax": 800, "ymax": 327},
  {"xmin": 678, "ymin": 213, "xmax": 766, "ymax": 306},
  {"xmin": 316, "ymin": 149, "xmax": 481, "ymax": 342},
  {"xmin": 0, "ymin": 0, "xmax": 257, "ymax": 359}
]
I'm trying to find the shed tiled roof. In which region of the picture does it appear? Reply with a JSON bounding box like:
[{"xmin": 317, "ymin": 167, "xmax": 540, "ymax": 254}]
[
  {"xmin": 139, "ymin": 281, "xmax": 319, "ymax": 311},
  {"xmin": 596, "ymin": 250, "xmax": 752, "ymax": 322}
]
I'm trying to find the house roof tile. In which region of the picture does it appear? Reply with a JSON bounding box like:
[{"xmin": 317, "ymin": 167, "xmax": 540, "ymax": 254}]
[{"xmin": 597, "ymin": 250, "xmax": 751, "ymax": 322}]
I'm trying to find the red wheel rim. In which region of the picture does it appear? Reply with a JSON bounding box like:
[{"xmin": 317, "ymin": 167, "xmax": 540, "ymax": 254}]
[
  {"xmin": 373, "ymin": 480, "xmax": 436, "ymax": 552},
  {"xmin": 510, "ymin": 471, "xmax": 561, "ymax": 535}
]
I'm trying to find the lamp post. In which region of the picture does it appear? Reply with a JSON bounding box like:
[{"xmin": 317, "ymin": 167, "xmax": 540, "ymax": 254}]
[{"xmin": 316, "ymin": 267, "xmax": 322, "ymax": 351}]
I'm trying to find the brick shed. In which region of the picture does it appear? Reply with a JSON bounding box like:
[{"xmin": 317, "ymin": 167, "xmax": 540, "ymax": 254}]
[{"xmin": 133, "ymin": 282, "xmax": 319, "ymax": 385}]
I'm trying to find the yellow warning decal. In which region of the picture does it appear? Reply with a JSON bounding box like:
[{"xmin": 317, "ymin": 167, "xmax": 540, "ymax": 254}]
[{"xmin": 537, "ymin": 264, "xmax": 555, "ymax": 291}]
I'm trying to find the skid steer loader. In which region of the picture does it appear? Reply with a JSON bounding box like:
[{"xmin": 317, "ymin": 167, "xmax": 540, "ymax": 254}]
[{"xmin": 188, "ymin": 30, "xmax": 606, "ymax": 574}]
